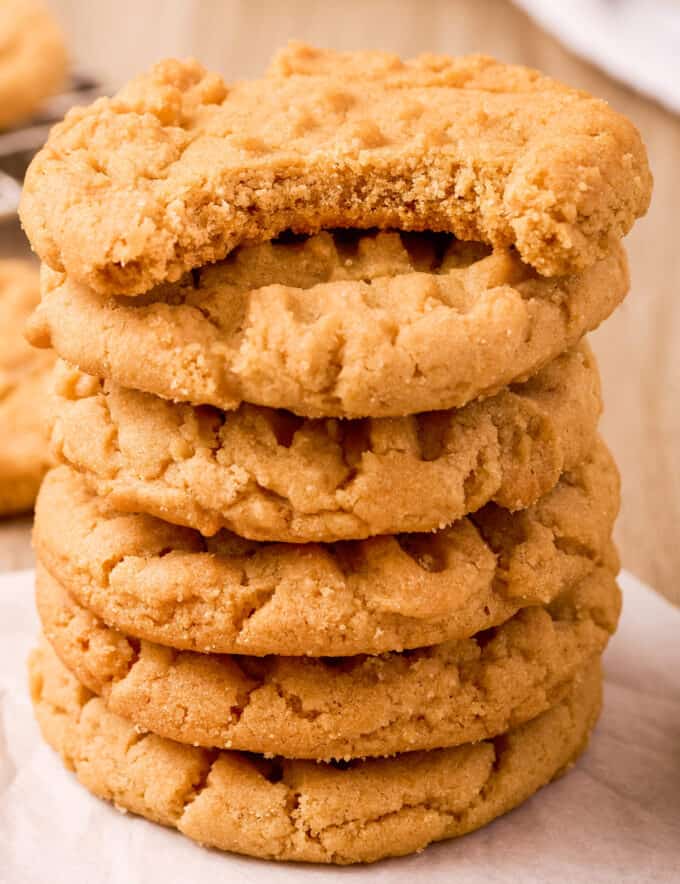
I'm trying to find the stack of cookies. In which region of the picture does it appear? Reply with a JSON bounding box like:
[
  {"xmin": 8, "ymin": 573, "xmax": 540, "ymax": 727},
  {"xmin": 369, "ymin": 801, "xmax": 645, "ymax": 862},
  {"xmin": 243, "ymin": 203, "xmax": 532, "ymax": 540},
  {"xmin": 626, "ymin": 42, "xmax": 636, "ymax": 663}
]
[{"xmin": 20, "ymin": 45, "xmax": 651, "ymax": 865}]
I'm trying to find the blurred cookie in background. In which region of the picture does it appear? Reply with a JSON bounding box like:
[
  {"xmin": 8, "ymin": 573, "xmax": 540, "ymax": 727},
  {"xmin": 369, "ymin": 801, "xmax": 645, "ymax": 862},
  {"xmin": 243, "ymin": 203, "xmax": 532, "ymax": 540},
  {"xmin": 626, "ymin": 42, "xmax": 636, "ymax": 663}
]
[
  {"xmin": 0, "ymin": 260, "xmax": 54, "ymax": 515},
  {"xmin": 0, "ymin": 0, "xmax": 67, "ymax": 131},
  {"xmin": 0, "ymin": 2, "xmax": 100, "ymax": 223},
  {"xmin": 0, "ymin": 3, "xmax": 69, "ymax": 516}
]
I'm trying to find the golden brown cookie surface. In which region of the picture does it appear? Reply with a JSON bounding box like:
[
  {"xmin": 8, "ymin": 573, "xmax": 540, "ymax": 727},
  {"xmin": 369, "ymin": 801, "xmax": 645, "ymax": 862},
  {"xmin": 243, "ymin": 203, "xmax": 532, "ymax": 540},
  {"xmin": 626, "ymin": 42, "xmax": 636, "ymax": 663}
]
[
  {"xmin": 30, "ymin": 232, "xmax": 627, "ymax": 417},
  {"xmin": 30, "ymin": 641, "xmax": 602, "ymax": 864},
  {"xmin": 37, "ymin": 563, "xmax": 619, "ymax": 760},
  {"xmin": 0, "ymin": 0, "xmax": 67, "ymax": 129},
  {"xmin": 49, "ymin": 346, "xmax": 602, "ymax": 540},
  {"xmin": 0, "ymin": 261, "xmax": 54, "ymax": 514},
  {"xmin": 34, "ymin": 445, "xmax": 619, "ymax": 656},
  {"xmin": 20, "ymin": 47, "xmax": 651, "ymax": 295}
]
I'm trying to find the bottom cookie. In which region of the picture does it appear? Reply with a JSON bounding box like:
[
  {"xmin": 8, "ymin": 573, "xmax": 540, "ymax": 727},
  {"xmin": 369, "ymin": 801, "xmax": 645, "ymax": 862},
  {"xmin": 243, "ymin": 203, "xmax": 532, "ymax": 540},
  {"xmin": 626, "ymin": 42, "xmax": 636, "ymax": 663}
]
[{"xmin": 30, "ymin": 642, "xmax": 602, "ymax": 865}]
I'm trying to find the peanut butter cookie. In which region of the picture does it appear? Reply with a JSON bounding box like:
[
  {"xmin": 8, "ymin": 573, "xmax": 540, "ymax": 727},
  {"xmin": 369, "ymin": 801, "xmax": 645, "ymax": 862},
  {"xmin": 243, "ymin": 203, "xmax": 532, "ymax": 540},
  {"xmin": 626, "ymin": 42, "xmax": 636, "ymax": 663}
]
[
  {"xmin": 34, "ymin": 443, "xmax": 619, "ymax": 656},
  {"xmin": 20, "ymin": 47, "xmax": 650, "ymax": 295},
  {"xmin": 0, "ymin": 261, "xmax": 54, "ymax": 514},
  {"xmin": 49, "ymin": 346, "xmax": 602, "ymax": 540},
  {"xmin": 0, "ymin": 0, "xmax": 67, "ymax": 129},
  {"xmin": 29, "ymin": 232, "xmax": 627, "ymax": 417}
]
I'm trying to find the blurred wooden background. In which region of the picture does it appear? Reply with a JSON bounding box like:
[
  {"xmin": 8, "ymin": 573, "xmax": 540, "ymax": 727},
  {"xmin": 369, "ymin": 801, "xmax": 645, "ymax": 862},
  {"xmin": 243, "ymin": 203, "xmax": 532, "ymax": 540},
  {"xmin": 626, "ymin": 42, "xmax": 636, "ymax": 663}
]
[{"xmin": 2, "ymin": 0, "xmax": 678, "ymax": 605}]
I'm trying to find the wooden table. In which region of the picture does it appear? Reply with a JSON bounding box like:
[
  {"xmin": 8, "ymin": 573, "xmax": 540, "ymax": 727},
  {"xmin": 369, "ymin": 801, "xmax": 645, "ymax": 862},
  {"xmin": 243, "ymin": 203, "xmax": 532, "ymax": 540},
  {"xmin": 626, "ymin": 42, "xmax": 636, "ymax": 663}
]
[{"xmin": 2, "ymin": 0, "xmax": 678, "ymax": 605}]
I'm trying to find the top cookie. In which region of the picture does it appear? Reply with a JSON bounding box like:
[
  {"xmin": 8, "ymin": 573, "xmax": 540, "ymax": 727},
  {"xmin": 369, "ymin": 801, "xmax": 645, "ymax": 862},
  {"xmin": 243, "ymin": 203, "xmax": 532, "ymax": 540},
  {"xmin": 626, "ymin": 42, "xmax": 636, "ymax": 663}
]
[
  {"xmin": 20, "ymin": 44, "xmax": 651, "ymax": 295},
  {"xmin": 0, "ymin": 0, "xmax": 67, "ymax": 130}
]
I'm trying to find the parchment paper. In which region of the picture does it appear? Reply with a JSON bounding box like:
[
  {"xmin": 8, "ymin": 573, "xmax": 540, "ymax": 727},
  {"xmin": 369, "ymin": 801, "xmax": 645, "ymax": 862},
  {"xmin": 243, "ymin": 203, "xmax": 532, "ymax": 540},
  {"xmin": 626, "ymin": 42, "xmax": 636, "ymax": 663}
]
[{"xmin": 0, "ymin": 568, "xmax": 678, "ymax": 883}]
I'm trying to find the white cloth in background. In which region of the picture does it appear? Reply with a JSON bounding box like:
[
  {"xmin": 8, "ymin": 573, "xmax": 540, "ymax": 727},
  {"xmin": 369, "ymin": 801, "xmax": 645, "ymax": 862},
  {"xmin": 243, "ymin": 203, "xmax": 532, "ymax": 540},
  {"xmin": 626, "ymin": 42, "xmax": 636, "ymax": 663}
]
[
  {"xmin": 0, "ymin": 568, "xmax": 678, "ymax": 883},
  {"xmin": 514, "ymin": 0, "xmax": 680, "ymax": 114}
]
